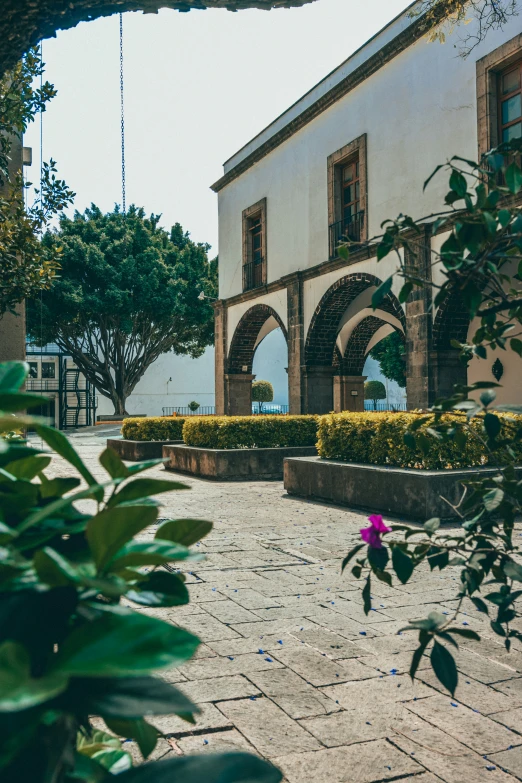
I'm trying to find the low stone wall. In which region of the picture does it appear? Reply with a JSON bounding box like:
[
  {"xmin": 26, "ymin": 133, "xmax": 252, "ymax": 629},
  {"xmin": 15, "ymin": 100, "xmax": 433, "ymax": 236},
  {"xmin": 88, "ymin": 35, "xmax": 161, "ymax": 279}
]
[
  {"xmin": 107, "ymin": 438, "xmax": 183, "ymax": 461},
  {"xmin": 163, "ymin": 444, "xmax": 317, "ymax": 481},
  {"xmin": 284, "ymin": 456, "xmax": 517, "ymax": 521}
]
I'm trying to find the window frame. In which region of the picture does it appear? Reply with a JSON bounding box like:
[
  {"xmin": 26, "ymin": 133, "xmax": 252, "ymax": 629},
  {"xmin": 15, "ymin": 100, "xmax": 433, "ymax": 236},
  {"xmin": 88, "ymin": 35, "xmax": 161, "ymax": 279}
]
[
  {"xmin": 477, "ymin": 34, "xmax": 522, "ymax": 159},
  {"xmin": 242, "ymin": 198, "xmax": 267, "ymax": 292},
  {"xmin": 327, "ymin": 134, "xmax": 368, "ymax": 257}
]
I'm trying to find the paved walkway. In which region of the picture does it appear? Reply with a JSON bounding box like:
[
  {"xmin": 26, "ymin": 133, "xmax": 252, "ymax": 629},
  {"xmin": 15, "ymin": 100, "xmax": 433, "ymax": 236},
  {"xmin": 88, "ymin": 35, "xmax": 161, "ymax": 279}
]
[{"xmin": 44, "ymin": 429, "xmax": 522, "ymax": 782}]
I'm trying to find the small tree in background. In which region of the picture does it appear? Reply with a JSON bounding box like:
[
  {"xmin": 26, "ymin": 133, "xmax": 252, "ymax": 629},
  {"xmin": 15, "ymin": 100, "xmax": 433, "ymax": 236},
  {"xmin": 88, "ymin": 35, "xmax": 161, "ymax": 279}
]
[
  {"xmin": 364, "ymin": 380, "xmax": 386, "ymax": 411},
  {"xmin": 369, "ymin": 332, "xmax": 406, "ymax": 387},
  {"xmin": 252, "ymin": 380, "xmax": 274, "ymax": 414},
  {"xmin": 27, "ymin": 206, "xmax": 217, "ymax": 415},
  {"xmin": 188, "ymin": 400, "xmax": 200, "ymax": 413}
]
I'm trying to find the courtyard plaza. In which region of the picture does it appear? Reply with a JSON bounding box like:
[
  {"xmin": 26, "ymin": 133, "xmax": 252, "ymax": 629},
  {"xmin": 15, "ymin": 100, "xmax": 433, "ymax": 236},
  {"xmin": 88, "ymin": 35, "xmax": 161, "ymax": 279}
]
[{"xmin": 42, "ymin": 426, "xmax": 522, "ymax": 782}]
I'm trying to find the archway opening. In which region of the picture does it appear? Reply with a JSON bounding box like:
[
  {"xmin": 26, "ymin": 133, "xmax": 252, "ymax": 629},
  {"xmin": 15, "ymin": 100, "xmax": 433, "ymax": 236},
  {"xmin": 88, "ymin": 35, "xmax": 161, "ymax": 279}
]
[{"xmin": 252, "ymin": 326, "xmax": 289, "ymax": 413}]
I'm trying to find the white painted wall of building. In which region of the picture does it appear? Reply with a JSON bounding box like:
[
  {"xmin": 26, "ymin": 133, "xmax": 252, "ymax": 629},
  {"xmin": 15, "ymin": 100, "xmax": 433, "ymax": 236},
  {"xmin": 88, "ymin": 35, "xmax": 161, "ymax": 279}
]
[{"xmin": 217, "ymin": 12, "xmax": 521, "ymax": 300}]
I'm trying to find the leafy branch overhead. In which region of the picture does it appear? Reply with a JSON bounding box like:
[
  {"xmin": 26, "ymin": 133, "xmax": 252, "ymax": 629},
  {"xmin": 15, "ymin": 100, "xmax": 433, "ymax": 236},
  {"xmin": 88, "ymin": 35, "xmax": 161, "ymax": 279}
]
[
  {"xmin": 341, "ymin": 139, "xmax": 522, "ymax": 697},
  {"xmin": 27, "ymin": 206, "xmax": 218, "ymax": 415},
  {"xmin": 0, "ymin": 48, "xmax": 74, "ymax": 315},
  {"xmin": 0, "ymin": 361, "xmax": 281, "ymax": 783}
]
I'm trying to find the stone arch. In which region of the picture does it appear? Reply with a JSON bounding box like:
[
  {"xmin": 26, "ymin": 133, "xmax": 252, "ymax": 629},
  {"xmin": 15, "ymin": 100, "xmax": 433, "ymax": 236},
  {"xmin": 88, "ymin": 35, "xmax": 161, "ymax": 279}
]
[
  {"xmin": 227, "ymin": 304, "xmax": 287, "ymax": 375},
  {"xmin": 432, "ymin": 287, "xmax": 470, "ymax": 350},
  {"xmin": 341, "ymin": 315, "xmax": 404, "ymax": 376},
  {"xmin": 303, "ymin": 273, "xmax": 406, "ymax": 413},
  {"xmin": 305, "ymin": 273, "xmax": 406, "ymax": 367},
  {"xmin": 0, "ymin": 1, "xmax": 315, "ymax": 77}
]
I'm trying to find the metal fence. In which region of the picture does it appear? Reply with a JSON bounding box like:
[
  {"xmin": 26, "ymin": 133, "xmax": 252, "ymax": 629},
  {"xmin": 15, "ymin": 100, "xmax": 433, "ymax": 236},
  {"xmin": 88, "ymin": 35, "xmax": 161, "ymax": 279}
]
[
  {"xmin": 162, "ymin": 406, "xmax": 216, "ymax": 416},
  {"xmin": 364, "ymin": 401, "xmax": 407, "ymax": 412},
  {"xmin": 328, "ymin": 212, "xmax": 365, "ymax": 258},
  {"xmin": 251, "ymin": 405, "xmax": 289, "ymax": 415}
]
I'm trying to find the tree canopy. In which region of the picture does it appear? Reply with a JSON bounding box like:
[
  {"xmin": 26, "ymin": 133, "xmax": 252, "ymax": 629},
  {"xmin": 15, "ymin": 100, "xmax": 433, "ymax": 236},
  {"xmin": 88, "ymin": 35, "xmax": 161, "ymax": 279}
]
[
  {"xmin": 252, "ymin": 380, "xmax": 274, "ymax": 412},
  {"xmin": 368, "ymin": 332, "xmax": 406, "ymax": 388},
  {"xmin": 364, "ymin": 380, "xmax": 386, "ymax": 409},
  {"xmin": 27, "ymin": 205, "xmax": 217, "ymax": 414},
  {"xmin": 0, "ymin": 47, "xmax": 74, "ymax": 316}
]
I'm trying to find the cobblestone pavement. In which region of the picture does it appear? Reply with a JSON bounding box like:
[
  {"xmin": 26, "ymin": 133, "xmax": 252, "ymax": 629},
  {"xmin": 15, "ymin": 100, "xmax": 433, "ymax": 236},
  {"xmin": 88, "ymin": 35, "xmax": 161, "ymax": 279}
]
[{"xmin": 44, "ymin": 429, "xmax": 522, "ymax": 782}]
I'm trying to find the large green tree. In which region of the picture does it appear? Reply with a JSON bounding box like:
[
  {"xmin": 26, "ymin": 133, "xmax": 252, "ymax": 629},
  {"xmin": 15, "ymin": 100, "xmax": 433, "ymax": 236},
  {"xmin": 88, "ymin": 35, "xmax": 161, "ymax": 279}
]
[
  {"xmin": 0, "ymin": 47, "xmax": 74, "ymax": 315},
  {"xmin": 368, "ymin": 332, "xmax": 406, "ymax": 388},
  {"xmin": 28, "ymin": 205, "xmax": 217, "ymax": 415}
]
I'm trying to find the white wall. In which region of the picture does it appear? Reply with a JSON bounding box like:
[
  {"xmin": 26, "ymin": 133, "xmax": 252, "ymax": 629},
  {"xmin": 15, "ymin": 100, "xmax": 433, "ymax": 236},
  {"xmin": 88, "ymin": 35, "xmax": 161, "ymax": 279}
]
[
  {"xmin": 96, "ymin": 348, "xmax": 216, "ymax": 417},
  {"xmin": 217, "ymin": 11, "xmax": 522, "ymax": 299}
]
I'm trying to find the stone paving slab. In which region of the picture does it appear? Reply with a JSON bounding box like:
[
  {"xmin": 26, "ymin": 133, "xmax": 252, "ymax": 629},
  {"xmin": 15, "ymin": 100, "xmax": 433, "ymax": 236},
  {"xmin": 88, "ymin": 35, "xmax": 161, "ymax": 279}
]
[{"xmin": 45, "ymin": 430, "xmax": 522, "ymax": 783}]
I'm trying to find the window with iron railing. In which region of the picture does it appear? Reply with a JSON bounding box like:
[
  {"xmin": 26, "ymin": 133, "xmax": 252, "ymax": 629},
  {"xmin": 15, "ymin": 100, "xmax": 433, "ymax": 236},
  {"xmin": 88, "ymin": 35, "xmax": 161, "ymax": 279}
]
[
  {"xmin": 327, "ymin": 143, "xmax": 367, "ymax": 259},
  {"xmin": 242, "ymin": 199, "xmax": 267, "ymax": 292},
  {"xmin": 329, "ymin": 211, "xmax": 365, "ymax": 259}
]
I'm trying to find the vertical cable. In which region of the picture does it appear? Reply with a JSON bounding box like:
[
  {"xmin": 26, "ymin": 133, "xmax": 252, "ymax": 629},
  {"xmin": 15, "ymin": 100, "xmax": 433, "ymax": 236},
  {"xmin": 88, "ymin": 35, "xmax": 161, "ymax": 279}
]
[{"xmin": 119, "ymin": 14, "xmax": 126, "ymax": 215}]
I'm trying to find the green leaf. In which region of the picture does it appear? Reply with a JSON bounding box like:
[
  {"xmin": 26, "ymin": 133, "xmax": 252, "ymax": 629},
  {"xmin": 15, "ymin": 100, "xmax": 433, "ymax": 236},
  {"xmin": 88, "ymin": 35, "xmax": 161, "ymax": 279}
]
[
  {"xmin": 86, "ymin": 505, "xmax": 159, "ymax": 570},
  {"xmin": 368, "ymin": 545, "xmax": 389, "ymax": 572},
  {"xmin": 0, "ymin": 362, "xmax": 28, "ymax": 392},
  {"xmin": 362, "ymin": 576, "xmax": 371, "ymax": 615},
  {"xmin": 409, "ymin": 631, "xmax": 431, "ymax": 680},
  {"xmin": 3, "ymin": 455, "xmax": 51, "ymax": 479},
  {"xmin": 484, "ymin": 413, "xmax": 501, "ymax": 440},
  {"xmin": 0, "ymin": 392, "xmax": 52, "ymax": 413},
  {"xmin": 91, "ymin": 749, "xmax": 131, "ymax": 774},
  {"xmin": 449, "ymin": 169, "xmax": 468, "ymax": 198},
  {"xmin": 104, "ymin": 718, "xmax": 159, "ymax": 759},
  {"xmin": 54, "ymin": 607, "xmax": 200, "ymax": 676},
  {"xmin": 33, "ymin": 424, "xmax": 101, "ymax": 498},
  {"xmin": 483, "ymin": 488, "xmax": 504, "ymax": 512},
  {"xmin": 127, "ymin": 571, "xmax": 189, "ymax": 607},
  {"xmin": 39, "ymin": 476, "xmax": 81, "ymax": 498},
  {"xmin": 99, "ymin": 447, "xmax": 129, "ymax": 479},
  {"xmin": 391, "ymin": 546, "xmax": 414, "ymax": 584},
  {"xmin": 505, "ymin": 161, "xmax": 522, "ymax": 194},
  {"xmin": 155, "ymin": 519, "xmax": 212, "ymax": 547},
  {"xmin": 424, "ymin": 517, "xmax": 440, "ymax": 535},
  {"xmin": 114, "ymin": 753, "xmax": 283, "ymax": 783},
  {"xmin": 430, "ymin": 641, "xmax": 458, "ymax": 696},
  {"xmin": 446, "ymin": 628, "xmax": 480, "ymax": 641},
  {"xmin": 480, "ymin": 389, "xmax": 496, "ymax": 408},
  {"xmin": 33, "ymin": 547, "xmax": 78, "ymax": 587},
  {"xmin": 0, "ymin": 641, "xmax": 68, "ymax": 712},
  {"xmin": 511, "ymin": 338, "xmax": 522, "ymax": 357},
  {"xmin": 67, "ymin": 675, "xmax": 198, "ymax": 720},
  {"xmin": 371, "ymin": 276, "xmax": 393, "ymax": 309},
  {"xmin": 109, "ymin": 478, "xmax": 189, "ymax": 507},
  {"xmin": 503, "ymin": 559, "xmax": 522, "ymax": 582},
  {"xmin": 107, "ymin": 540, "xmax": 195, "ymax": 571}
]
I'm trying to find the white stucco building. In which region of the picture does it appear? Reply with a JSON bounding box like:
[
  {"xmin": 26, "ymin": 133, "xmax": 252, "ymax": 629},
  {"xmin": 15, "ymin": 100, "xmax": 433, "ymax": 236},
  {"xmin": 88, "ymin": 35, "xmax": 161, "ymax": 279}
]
[{"xmin": 212, "ymin": 2, "xmax": 522, "ymax": 415}]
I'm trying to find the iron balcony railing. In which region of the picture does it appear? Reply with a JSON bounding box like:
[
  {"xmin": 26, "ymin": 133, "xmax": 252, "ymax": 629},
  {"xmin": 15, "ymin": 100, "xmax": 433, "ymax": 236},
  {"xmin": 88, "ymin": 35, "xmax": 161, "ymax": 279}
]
[
  {"xmin": 251, "ymin": 404, "xmax": 289, "ymax": 415},
  {"xmin": 329, "ymin": 212, "xmax": 365, "ymax": 259},
  {"xmin": 243, "ymin": 260, "xmax": 265, "ymax": 292},
  {"xmin": 364, "ymin": 401, "xmax": 407, "ymax": 412}
]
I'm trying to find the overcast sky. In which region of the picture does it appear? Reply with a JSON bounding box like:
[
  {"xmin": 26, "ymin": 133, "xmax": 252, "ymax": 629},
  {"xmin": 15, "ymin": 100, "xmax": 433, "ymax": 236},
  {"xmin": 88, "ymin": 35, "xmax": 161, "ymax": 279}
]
[{"xmin": 25, "ymin": 0, "xmax": 408, "ymax": 254}]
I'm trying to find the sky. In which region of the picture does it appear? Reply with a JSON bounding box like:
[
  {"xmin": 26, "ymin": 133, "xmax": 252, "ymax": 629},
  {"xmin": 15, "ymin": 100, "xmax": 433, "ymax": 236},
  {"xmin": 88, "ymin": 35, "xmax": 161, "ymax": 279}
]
[{"xmin": 25, "ymin": 0, "xmax": 409, "ymax": 255}]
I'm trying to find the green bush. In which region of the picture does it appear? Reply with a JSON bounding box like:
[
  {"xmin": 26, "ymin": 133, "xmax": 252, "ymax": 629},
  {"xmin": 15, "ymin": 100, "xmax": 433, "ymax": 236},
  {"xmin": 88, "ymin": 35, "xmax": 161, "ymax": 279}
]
[
  {"xmin": 317, "ymin": 411, "xmax": 522, "ymax": 469},
  {"xmin": 183, "ymin": 415, "xmax": 318, "ymax": 449},
  {"xmin": 121, "ymin": 416, "xmax": 186, "ymax": 441}
]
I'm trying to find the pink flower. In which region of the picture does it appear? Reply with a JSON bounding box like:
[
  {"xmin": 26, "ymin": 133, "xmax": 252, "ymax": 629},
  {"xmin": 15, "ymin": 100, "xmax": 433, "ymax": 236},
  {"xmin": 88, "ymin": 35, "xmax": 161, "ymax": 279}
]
[{"xmin": 360, "ymin": 514, "xmax": 392, "ymax": 549}]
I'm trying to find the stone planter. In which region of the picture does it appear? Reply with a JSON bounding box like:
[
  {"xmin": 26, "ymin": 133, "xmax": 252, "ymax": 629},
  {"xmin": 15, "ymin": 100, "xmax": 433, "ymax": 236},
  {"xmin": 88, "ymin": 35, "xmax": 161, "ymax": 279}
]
[
  {"xmin": 107, "ymin": 438, "xmax": 182, "ymax": 461},
  {"xmin": 284, "ymin": 456, "xmax": 519, "ymax": 521},
  {"xmin": 163, "ymin": 444, "xmax": 317, "ymax": 481},
  {"xmin": 97, "ymin": 414, "xmax": 146, "ymax": 422}
]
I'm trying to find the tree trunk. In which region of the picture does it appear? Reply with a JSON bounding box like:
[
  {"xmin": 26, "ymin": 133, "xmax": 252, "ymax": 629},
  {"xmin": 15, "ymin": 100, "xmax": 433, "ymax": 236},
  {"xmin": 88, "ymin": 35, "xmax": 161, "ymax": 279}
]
[
  {"xmin": 112, "ymin": 392, "xmax": 128, "ymax": 417},
  {"xmin": 373, "ymin": 399, "xmax": 377, "ymax": 411}
]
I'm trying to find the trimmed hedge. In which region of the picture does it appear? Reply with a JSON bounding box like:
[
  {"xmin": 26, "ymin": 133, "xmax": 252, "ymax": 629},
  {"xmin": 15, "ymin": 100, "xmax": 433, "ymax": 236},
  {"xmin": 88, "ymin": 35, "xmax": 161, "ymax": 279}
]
[
  {"xmin": 317, "ymin": 411, "xmax": 522, "ymax": 470},
  {"xmin": 121, "ymin": 417, "xmax": 186, "ymax": 442},
  {"xmin": 182, "ymin": 415, "xmax": 318, "ymax": 450}
]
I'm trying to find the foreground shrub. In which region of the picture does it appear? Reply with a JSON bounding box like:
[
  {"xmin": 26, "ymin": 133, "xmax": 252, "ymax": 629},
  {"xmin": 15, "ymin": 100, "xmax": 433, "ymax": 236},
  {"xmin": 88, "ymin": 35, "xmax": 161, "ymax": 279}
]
[
  {"xmin": 318, "ymin": 411, "xmax": 522, "ymax": 469},
  {"xmin": 183, "ymin": 415, "xmax": 318, "ymax": 449},
  {"xmin": 121, "ymin": 416, "xmax": 186, "ymax": 441},
  {"xmin": 0, "ymin": 362, "xmax": 280, "ymax": 783}
]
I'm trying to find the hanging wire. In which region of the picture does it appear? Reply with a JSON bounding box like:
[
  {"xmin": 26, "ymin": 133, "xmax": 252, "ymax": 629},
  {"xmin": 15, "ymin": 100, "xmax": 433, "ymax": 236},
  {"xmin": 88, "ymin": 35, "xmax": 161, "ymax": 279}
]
[{"xmin": 119, "ymin": 13, "xmax": 126, "ymax": 215}]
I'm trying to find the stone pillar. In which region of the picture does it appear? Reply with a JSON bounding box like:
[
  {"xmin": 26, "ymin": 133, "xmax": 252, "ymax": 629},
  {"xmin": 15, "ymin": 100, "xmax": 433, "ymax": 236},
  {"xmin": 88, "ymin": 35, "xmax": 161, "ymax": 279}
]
[
  {"xmin": 302, "ymin": 366, "xmax": 335, "ymax": 414},
  {"xmin": 0, "ymin": 135, "xmax": 26, "ymax": 363},
  {"xmin": 214, "ymin": 301, "xmax": 227, "ymax": 415},
  {"xmin": 225, "ymin": 374, "xmax": 255, "ymax": 416},
  {"xmin": 430, "ymin": 350, "xmax": 468, "ymax": 402},
  {"xmin": 286, "ymin": 274, "xmax": 304, "ymax": 414},
  {"xmin": 405, "ymin": 227, "xmax": 433, "ymax": 410},
  {"xmin": 333, "ymin": 375, "xmax": 367, "ymax": 412}
]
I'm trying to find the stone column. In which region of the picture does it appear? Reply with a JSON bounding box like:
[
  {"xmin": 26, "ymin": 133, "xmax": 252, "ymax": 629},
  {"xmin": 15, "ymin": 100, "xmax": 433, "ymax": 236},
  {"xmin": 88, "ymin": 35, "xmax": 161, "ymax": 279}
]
[
  {"xmin": 430, "ymin": 350, "xmax": 468, "ymax": 402},
  {"xmin": 333, "ymin": 375, "xmax": 367, "ymax": 412},
  {"xmin": 405, "ymin": 226, "xmax": 433, "ymax": 410},
  {"xmin": 302, "ymin": 366, "xmax": 335, "ymax": 414},
  {"xmin": 225, "ymin": 374, "xmax": 255, "ymax": 416},
  {"xmin": 214, "ymin": 301, "xmax": 227, "ymax": 415},
  {"xmin": 286, "ymin": 274, "xmax": 304, "ymax": 414},
  {"xmin": 0, "ymin": 134, "xmax": 26, "ymax": 364}
]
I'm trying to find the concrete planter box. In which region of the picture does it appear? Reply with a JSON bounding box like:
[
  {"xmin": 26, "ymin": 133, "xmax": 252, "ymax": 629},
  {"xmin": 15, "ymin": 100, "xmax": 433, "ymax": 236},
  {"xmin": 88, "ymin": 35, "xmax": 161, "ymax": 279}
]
[
  {"xmin": 284, "ymin": 456, "xmax": 517, "ymax": 521},
  {"xmin": 107, "ymin": 438, "xmax": 182, "ymax": 461},
  {"xmin": 97, "ymin": 414, "xmax": 146, "ymax": 422},
  {"xmin": 163, "ymin": 444, "xmax": 317, "ymax": 481}
]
